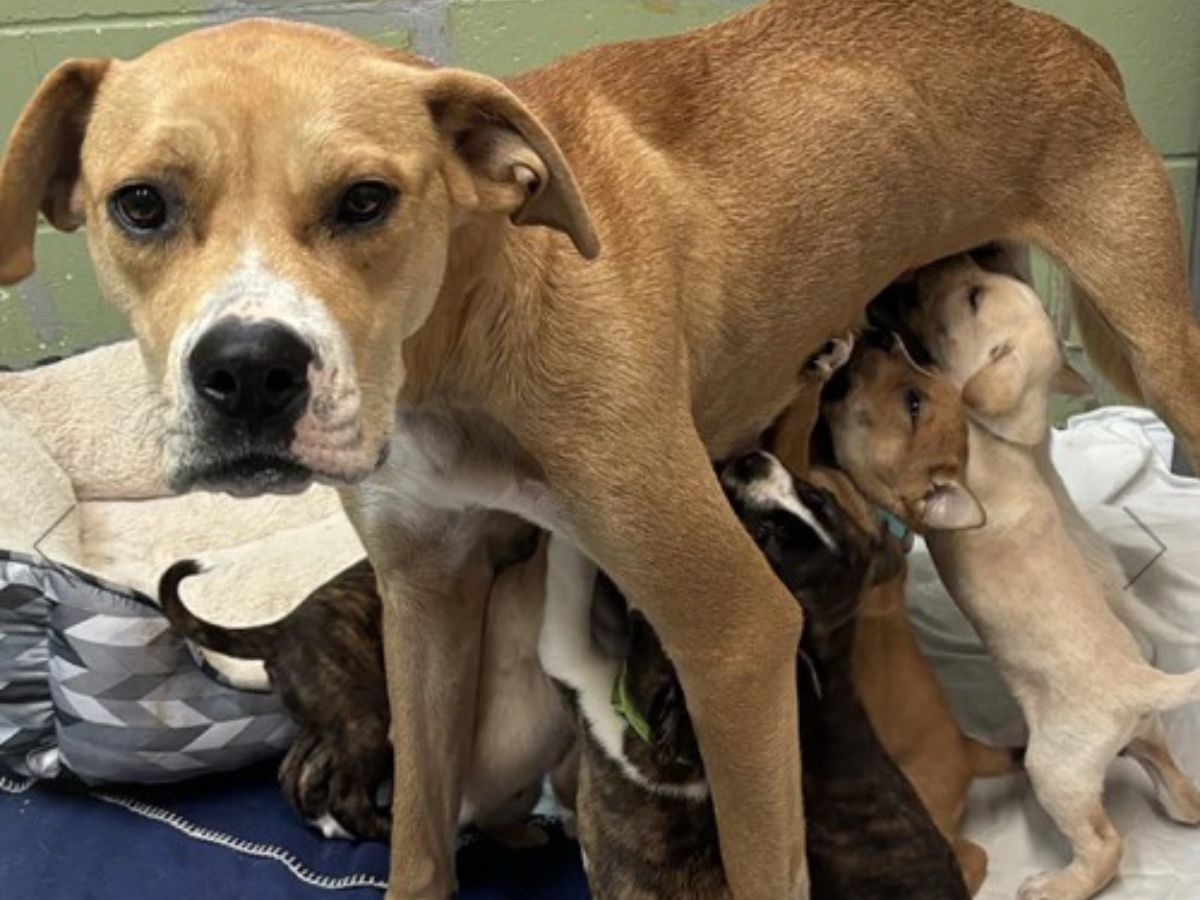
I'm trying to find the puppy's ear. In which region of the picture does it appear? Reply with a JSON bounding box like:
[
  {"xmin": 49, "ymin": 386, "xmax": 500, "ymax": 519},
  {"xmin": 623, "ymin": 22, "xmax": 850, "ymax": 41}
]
[
  {"xmin": 866, "ymin": 534, "xmax": 905, "ymax": 586},
  {"xmin": 422, "ymin": 68, "xmax": 599, "ymax": 259},
  {"xmin": 888, "ymin": 330, "xmax": 937, "ymax": 377},
  {"xmin": 648, "ymin": 679, "xmax": 689, "ymax": 751},
  {"xmin": 961, "ymin": 343, "xmax": 1048, "ymax": 446},
  {"xmin": 1052, "ymin": 362, "xmax": 1092, "ymax": 398},
  {"xmin": 0, "ymin": 58, "xmax": 110, "ymax": 284},
  {"xmin": 916, "ymin": 476, "xmax": 985, "ymax": 531}
]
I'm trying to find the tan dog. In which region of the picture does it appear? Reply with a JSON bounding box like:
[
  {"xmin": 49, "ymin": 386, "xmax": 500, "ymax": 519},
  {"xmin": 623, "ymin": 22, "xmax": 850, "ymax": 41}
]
[
  {"xmin": 904, "ymin": 256, "xmax": 1200, "ymax": 900},
  {"xmin": 2, "ymin": 3, "xmax": 1199, "ymax": 896},
  {"xmin": 806, "ymin": 335, "xmax": 1017, "ymax": 894}
]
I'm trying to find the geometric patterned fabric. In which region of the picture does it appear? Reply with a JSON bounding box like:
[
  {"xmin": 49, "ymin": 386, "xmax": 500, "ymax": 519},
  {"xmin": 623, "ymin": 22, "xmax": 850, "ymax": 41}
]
[{"xmin": 0, "ymin": 550, "xmax": 294, "ymax": 784}]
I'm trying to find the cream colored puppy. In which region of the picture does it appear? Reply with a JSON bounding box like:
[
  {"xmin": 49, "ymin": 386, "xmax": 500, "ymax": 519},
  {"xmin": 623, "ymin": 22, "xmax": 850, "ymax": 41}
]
[{"xmin": 907, "ymin": 256, "xmax": 1200, "ymax": 900}]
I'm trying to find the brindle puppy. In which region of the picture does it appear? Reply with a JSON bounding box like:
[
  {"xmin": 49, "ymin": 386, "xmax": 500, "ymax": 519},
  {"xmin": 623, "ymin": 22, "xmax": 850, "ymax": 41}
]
[
  {"xmin": 160, "ymin": 559, "xmax": 393, "ymax": 840},
  {"xmin": 540, "ymin": 452, "xmax": 969, "ymax": 900}
]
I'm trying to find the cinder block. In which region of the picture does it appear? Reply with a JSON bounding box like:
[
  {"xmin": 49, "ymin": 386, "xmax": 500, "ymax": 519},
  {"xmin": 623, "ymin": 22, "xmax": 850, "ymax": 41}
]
[{"xmin": 450, "ymin": 0, "xmax": 755, "ymax": 75}]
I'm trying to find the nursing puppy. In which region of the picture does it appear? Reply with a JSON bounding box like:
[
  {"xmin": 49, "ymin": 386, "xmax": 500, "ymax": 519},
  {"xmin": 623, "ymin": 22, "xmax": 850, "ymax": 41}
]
[
  {"xmin": 904, "ymin": 256, "xmax": 1200, "ymax": 900},
  {"xmin": 814, "ymin": 334, "xmax": 1019, "ymax": 894},
  {"xmin": 540, "ymin": 453, "xmax": 969, "ymax": 900},
  {"xmin": 160, "ymin": 529, "xmax": 573, "ymax": 843}
]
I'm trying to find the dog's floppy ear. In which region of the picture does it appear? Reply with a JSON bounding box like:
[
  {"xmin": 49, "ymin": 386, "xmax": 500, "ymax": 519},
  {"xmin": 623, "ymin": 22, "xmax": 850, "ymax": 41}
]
[
  {"xmin": 961, "ymin": 342, "xmax": 1048, "ymax": 446},
  {"xmin": 0, "ymin": 58, "xmax": 110, "ymax": 284},
  {"xmin": 916, "ymin": 475, "xmax": 985, "ymax": 531},
  {"xmin": 422, "ymin": 68, "xmax": 599, "ymax": 260}
]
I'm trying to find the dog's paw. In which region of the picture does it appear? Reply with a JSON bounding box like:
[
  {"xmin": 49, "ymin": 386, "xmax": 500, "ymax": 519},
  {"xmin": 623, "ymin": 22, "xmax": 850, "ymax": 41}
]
[{"xmin": 805, "ymin": 332, "xmax": 854, "ymax": 381}]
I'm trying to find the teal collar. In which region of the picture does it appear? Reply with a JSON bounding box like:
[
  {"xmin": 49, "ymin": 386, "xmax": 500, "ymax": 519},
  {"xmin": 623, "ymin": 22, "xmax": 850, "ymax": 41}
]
[
  {"xmin": 874, "ymin": 507, "xmax": 914, "ymax": 553},
  {"xmin": 612, "ymin": 662, "xmax": 654, "ymax": 745}
]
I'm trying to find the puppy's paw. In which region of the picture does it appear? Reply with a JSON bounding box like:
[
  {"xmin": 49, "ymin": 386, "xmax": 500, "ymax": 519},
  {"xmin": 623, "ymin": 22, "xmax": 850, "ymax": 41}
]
[
  {"xmin": 805, "ymin": 332, "xmax": 855, "ymax": 382},
  {"xmin": 1017, "ymin": 870, "xmax": 1084, "ymax": 900},
  {"xmin": 482, "ymin": 821, "xmax": 550, "ymax": 849}
]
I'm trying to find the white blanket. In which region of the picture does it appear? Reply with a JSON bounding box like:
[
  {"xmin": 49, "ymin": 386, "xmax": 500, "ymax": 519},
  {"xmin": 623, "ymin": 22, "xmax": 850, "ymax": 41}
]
[
  {"xmin": 909, "ymin": 408, "xmax": 1200, "ymax": 898},
  {"xmin": 0, "ymin": 342, "xmax": 365, "ymax": 688}
]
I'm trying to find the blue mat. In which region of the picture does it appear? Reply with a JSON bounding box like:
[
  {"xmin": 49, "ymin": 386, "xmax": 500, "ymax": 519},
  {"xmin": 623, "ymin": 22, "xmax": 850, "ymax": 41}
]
[{"xmin": 0, "ymin": 765, "xmax": 590, "ymax": 899}]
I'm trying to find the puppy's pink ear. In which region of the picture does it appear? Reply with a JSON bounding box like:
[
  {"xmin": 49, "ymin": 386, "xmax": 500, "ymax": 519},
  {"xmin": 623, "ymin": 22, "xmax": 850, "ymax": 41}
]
[
  {"xmin": 422, "ymin": 68, "xmax": 599, "ymax": 260},
  {"xmin": 961, "ymin": 343, "xmax": 1048, "ymax": 446},
  {"xmin": 918, "ymin": 478, "xmax": 985, "ymax": 531},
  {"xmin": 0, "ymin": 58, "xmax": 110, "ymax": 284}
]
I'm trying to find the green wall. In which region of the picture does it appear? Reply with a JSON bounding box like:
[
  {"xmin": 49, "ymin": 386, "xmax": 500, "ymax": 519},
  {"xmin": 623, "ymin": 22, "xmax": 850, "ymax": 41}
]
[{"xmin": 0, "ymin": 0, "xmax": 1196, "ymax": 367}]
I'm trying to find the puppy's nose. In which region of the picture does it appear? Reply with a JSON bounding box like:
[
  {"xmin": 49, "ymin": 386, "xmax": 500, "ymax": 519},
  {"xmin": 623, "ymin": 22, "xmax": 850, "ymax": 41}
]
[
  {"xmin": 723, "ymin": 451, "xmax": 774, "ymax": 486},
  {"xmin": 189, "ymin": 319, "xmax": 312, "ymax": 426}
]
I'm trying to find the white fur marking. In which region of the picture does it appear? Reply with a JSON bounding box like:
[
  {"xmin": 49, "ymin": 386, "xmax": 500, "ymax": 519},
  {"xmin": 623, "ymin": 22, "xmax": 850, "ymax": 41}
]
[
  {"xmin": 539, "ymin": 537, "xmax": 709, "ymax": 803},
  {"xmin": 166, "ymin": 245, "xmax": 375, "ymax": 481},
  {"xmin": 311, "ymin": 813, "xmax": 355, "ymax": 841},
  {"xmin": 726, "ymin": 454, "xmax": 836, "ymax": 550}
]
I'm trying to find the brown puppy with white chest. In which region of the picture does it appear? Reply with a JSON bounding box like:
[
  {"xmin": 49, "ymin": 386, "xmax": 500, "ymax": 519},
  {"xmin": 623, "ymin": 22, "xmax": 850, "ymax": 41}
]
[
  {"xmin": 797, "ymin": 333, "xmax": 1020, "ymax": 895},
  {"xmin": 2, "ymin": 4, "xmax": 1198, "ymax": 896}
]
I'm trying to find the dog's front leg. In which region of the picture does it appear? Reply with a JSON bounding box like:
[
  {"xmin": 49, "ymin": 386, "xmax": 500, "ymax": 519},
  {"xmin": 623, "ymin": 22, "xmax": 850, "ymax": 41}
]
[
  {"xmin": 530, "ymin": 411, "xmax": 810, "ymax": 900},
  {"xmin": 344, "ymin": 497, "xmax": 500, "ymax": 899}
]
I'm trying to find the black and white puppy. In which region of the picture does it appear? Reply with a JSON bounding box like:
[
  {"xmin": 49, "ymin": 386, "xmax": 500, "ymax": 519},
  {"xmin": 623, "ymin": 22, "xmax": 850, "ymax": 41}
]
[{"xmin": 539, "ymin": 451, "xmax": 969, "ymax": 900}]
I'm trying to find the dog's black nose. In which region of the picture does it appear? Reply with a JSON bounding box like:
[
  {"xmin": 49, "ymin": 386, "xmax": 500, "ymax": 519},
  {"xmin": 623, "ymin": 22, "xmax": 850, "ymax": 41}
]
[
  {"xmin": 724, "ymin": 451, "xmax": 773, "ymax": 485},
  {"xmin": 189, "ymin": 320, "xmax": 312, "ymax": 426}
]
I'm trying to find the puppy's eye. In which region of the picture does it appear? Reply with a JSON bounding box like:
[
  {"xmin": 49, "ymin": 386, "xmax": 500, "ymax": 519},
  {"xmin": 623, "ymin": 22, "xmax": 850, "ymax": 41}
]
[
  {"xmin": 967, "ymin": 286, "xmax": 983, "ymax": 311},
  {"xmin": 335, "ymin": 181, "xmax": 397, "ymax": 229},
  {"xmin": 110, "ymin": 183, "xmax": 169, "ymax": 234},
  {"xmin": 905, "ymin": 388, "xmax": 922, "ymax": 425}
]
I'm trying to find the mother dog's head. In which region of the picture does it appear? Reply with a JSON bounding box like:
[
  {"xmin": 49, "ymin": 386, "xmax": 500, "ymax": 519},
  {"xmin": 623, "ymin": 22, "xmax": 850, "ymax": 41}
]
[{"xmin": 0, "ymin": 20, "xmax": 597, "ymax": 495}]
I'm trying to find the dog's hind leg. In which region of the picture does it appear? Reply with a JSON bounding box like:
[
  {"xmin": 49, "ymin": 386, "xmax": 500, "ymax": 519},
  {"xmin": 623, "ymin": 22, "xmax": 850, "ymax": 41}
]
[
  {"xmin": 1019, "ymin": 729, "xmax": 1124, "ymax": 900},
  {"xmin": 1125, "ymin": 716, "xmax": 1200, "ymax": 825},
  {"xmin": 1029, "ymin": 133, "xmax": 1200, "ymax": 468}
]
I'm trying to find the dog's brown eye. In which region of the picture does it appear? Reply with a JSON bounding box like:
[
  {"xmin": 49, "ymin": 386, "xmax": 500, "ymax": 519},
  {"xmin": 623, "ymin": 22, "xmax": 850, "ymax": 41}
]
[
  {"xmin": 335, "ymin": 181, "xmax": 396, "ymax": 229},
  {"xmin": 110, "ymin": 183, "xmax": 169, "ymax": 233},
  {"xmin": 906, "ymin": 388, "xmax": 922, "ymax": 424},
  {"xmin": 967, "ymin": 286, "xmax": 983, "ymax": 311}
]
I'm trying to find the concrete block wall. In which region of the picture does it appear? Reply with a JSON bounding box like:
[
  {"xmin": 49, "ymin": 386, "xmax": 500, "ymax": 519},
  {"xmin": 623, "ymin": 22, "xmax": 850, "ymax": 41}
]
[{"xmin": 0, "ymin": 0, "xmax": 1196, "ymax": 366}]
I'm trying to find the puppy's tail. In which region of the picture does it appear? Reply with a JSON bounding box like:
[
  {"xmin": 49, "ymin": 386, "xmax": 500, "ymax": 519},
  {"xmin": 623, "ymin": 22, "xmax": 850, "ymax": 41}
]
[
  {"xmin": 158, "ymin": 560, "xmax": 283, "ymax": 660},
  {"xmin": 1067, "ymin": 281, "xmax": 1145, "ymax": 403},
  {"xmin": 965, "ymin": 739, "xmax": 1025, "ymax": 779},
  {"xmin": 1108, "ymin": 589, "xmax": 1200, "ymax": 648},
  {"xmin": 1147, "ymin": 667, "xmax": 1200, "ymax": 715}
]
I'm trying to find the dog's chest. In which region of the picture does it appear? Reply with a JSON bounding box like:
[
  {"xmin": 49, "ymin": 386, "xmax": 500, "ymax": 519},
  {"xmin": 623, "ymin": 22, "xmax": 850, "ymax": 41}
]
[{"xmin": 356, "ymin": 412, "xmax": 570, "ymax": 538}]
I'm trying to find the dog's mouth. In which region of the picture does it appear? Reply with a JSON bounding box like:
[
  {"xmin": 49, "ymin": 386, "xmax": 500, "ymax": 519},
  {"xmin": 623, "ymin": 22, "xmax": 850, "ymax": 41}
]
[{"xmin": 178, "ymin": 454, "xmax": 315, "ymax": 497}]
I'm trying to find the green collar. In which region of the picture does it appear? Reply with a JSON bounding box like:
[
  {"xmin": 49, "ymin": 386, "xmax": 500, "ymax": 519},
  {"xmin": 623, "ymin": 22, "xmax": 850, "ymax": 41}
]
[{"xmin": 611, "ymin": 662, "xmax": 654, "ymax": 745}]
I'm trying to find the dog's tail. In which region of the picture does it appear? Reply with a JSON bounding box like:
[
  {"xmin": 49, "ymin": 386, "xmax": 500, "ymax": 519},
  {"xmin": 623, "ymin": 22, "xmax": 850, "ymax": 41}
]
[
  {"xmin": 1067, "ymin": 282, "xmax": 1145, "ymax": 403},
  {"xmin": 965, "ymin": 738, "xmax": 1024, "ymax": 779},
  {"xmin": 158, "ymin": 560, "xmax": 283, "ymax": 660}
]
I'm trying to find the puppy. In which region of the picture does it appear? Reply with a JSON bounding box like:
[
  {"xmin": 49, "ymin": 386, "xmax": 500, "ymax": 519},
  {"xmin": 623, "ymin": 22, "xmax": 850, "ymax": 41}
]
[
  {"xmin": 160, "ymin": 558, "xmax": 391, "ymax": 839},
  {"xmin": 160, "ymin": 531, "xmax": 574, "ymax": 843},
  {"xmin": 813, "ymin": 333, "xmax": 1020, "ymax": 894},
  {"xmin": 903, "ymin": 256, "xmax": 1200, "ymax": 900},
  {"xmin": 540, "ymin": 452, "xmax": 969, "ymax": 900}
]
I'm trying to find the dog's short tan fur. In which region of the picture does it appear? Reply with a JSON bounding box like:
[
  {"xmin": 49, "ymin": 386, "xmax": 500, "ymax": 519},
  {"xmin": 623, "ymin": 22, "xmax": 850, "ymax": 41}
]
[
  {"xmin": 906, "ymin": 257, "xmax": 1200, "ymax": 900},
  {"xmin": 3, "ymin": 3, "xmax": 1199, "ymax": 896},
  {"xmin": 808, "ymin": 340, "xmax": 1016, "ymax": 894}
]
